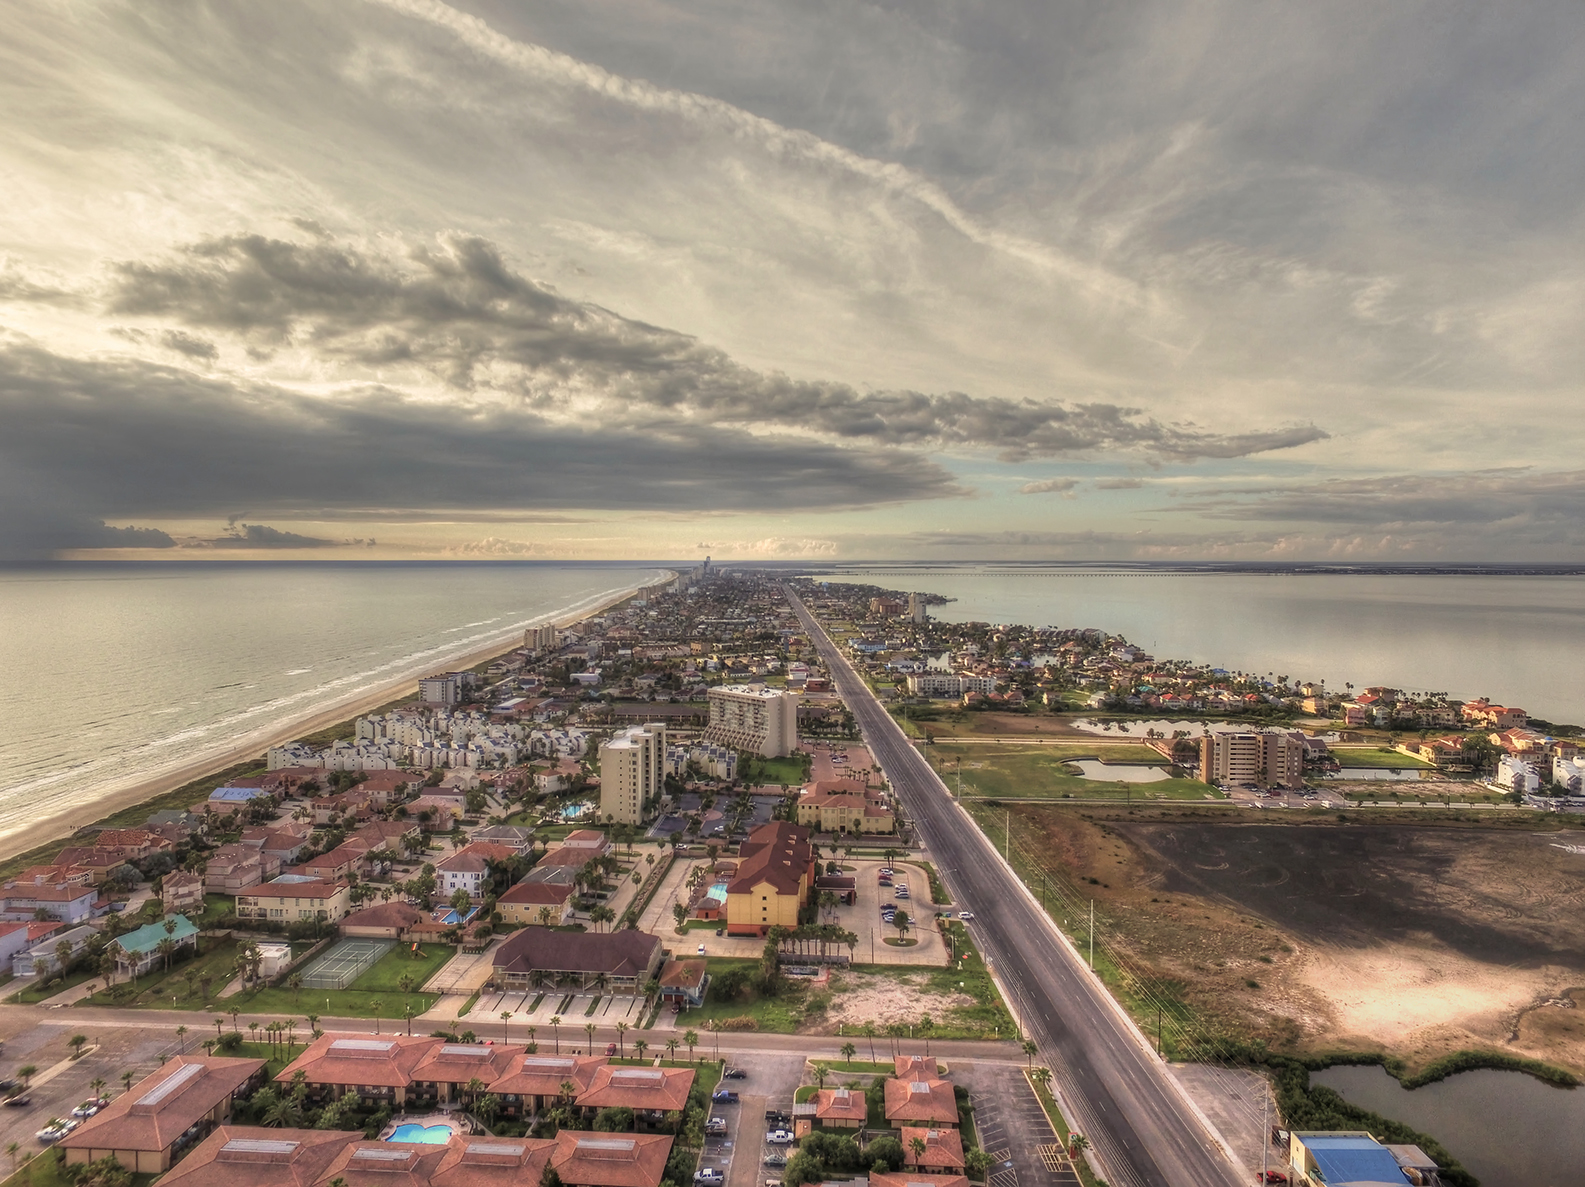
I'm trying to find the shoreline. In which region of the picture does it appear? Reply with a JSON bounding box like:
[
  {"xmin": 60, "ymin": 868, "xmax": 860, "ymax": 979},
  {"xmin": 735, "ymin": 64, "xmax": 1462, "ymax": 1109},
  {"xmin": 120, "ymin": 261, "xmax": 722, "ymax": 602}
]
[{"xmin": 0, "ymin": 578, "xmax": 660, "ymax": 866}]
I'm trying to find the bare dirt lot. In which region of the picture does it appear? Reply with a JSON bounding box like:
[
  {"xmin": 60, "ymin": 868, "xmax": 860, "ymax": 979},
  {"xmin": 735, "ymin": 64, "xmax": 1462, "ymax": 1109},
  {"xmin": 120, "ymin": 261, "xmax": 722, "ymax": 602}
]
[{"xmin": 1000, "ymin": 805, "xmax": 1585, "ymax": 1075}]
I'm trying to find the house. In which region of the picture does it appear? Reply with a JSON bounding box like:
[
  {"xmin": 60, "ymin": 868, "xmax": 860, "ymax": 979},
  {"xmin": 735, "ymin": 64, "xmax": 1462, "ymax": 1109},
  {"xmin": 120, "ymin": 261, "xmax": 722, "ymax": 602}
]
[
  {"xmin": 161, "ymin": 870, "xmax": 206, "ymax": 915},
  {"xmin": 492, "ymin": 927, "xmax": 663, "ymax": 994},
  {"xmin": 276, "ymin": 1034, "xmax": 439, "ymax": 1107},
  {"xmin": 656, "ymin": 959, "xmax": 709, "ymax": 1008},
  {"xmin": 235, "ymin": 878, "xmax": 352, "ymax": 924},
  {"xmin": 488, "ymin": 1054, "xmax": 606, "ymax": 1117},
  {"xmin": 203, "ymin": 844, "xmax": 277, "ymax": 893},
  {"xmin": 1288, "ymin": 1132, "xmax": 1412, "ymax": 1187},
  {"xmin": 902, "ymin": 1128, "xmax": 965, "ymax": 1172},
  {"xmin": 1461, "ymin": 699, "xmax": 1528, "ymax": 730},
  {"xmin": 796, "ymin": 783, "xmax": 895, "ymax": 834},
  {"xmin": 94, "ymin": 828, "xmax": 173, "ymax": 860},
  {"xmin": 496, "ymin": 876, "xmax": 577, "ymax": 926},
  {"xmin": 49, "ymin": 847, "xmax": 128, "ymax": 885},
  {"xmin": 294, "ymin": 842, "xmax": 371, "ymax": 882},
  {"xmin": 895, "ymin": 1056, "xmax": 939, "ymax": 1079},
  {"xmin": 208, "ymin": 785, "xmax": 273, "ymax": 809},
  {"xmin": 409, "ymin": 1041, "xmax": 524, "ymax": 1107},
  {"xmin": 240, "ymin": 822, "xmax": 313, "ymax": 865},
  {"xmin": 435, "ymin": 841, "xmax": 519, "ymax": 899},
  {"xmin": 158, "ymin": 1126, "xmax": 674, "ymax": 1187},
  {"xmin": 884, "ymin": 1078, "xmax": 960, "ymax": 1127},
  {"xmin": 471, "ymin": 825, "xmax": 537, "ymax": 855},
  {"xmin": 725, "ymin": 822, "xmax": 814, "ymax": 936},
  {"xmin": 409, "ymin": 795, "xmax": 464, "ymax": 830},
  {"xmin": 538, "ymin": 829, "xmax": 612, "ymax": 868},
  {"xmin": 339, "ymin": 901, "xmax": 428, "ymax": 940},
  {"xmin": 0, "ymin": 920, "xmax": 60, "ymax": 974},
  {"xmin": 0, "ymin": 881, "xmax": 99, "ymax": 925},
  {"xmin": 58, "ymin": 1056, "xmax": 267, "ymax": 1174},
  {"xmin": 812, "ymin": 1086, "xmax": 867, "ymax": 1129},
  {"xmin": 576, "ymin": 1064, "xmax": 694, "ymax": 1122},
  {"xmin": 12, "ymin": 923, "xmax": 96, "ymax": 978},
  {"xmin": 113, "ymin": 914, "xmax": 199, "ymax": 978}
]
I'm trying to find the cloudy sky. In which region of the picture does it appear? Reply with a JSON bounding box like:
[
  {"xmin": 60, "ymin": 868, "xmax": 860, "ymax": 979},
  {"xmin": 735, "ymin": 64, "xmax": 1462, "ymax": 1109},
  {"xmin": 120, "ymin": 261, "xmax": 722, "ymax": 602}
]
[{"xmin": 3, "ymin": 0, "xmax": 1583, "ymax": 561}]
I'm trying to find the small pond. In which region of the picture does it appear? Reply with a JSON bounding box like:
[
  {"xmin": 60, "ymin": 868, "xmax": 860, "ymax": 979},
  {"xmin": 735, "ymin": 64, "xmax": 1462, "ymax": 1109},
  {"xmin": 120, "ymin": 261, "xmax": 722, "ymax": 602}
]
[
  {"xmin": 1312, "ymin": 1064, "xmax": 1585, "ymax": 1187},
  {"xmin": 1069, "ymin": 760, "xmax": 1172, "ymax": 783}
]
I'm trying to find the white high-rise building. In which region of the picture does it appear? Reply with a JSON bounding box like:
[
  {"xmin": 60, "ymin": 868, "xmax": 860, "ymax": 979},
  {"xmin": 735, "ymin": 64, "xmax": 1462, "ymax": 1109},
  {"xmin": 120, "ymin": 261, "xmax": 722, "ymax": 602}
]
[
  {"xmin": 599, "ymin": 723, "xmax": 667, "ymax": 824},
  {"xmin": 909, "ymin": 593, "xmax": 928, "ymax": 623},
  {"xmin": 705, "ymin": 684, "xmax": 798, "ymax": 757}
]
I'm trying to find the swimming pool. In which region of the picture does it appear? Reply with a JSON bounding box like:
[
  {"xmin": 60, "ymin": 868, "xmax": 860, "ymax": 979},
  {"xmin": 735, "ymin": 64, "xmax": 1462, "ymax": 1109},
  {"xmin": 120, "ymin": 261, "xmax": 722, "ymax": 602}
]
[
  {"xmin": 707, "ymin": 881, "xmax": 728, "ymax": 901},
  {"xmin": 559, "ymin": 801, "xmax": 593, "ymax": 820},
  {"xmin": 387, "ymin": 1123, "xmax": 453, "ymax": 1144}
]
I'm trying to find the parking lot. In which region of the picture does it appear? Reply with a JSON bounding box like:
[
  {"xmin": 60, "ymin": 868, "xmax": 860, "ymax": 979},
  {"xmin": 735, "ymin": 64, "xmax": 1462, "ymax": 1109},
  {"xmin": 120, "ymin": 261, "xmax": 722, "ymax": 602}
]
[
  {"xmin": 0, "ymin": 1022, "xmax": 185, "ymax": 1156},
  {"xmin": 689, "ymin": 1050, "xmax": 803, "ymax": 1187}
]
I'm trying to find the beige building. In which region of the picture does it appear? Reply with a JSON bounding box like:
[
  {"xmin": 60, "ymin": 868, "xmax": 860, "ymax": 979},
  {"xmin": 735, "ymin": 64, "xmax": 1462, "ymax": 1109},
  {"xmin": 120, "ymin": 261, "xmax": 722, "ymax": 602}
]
[
  {"xmin": 599, "ymin": 723, "xmax": 666, "ymax": 825},
  {"xmin": 795, "ymin": 782, "xmax": 895, "ymax": 834},
  {"xmin": 235, "ymin": 878, "xmax": 352, "ymax": 924},
  {"xmin": 1198, "ymin": 731, "xmax": 1304, "ymax": 789},
  {"xmin": 705, "ymin": 684, "xmax": 798, "ymax": 757}
]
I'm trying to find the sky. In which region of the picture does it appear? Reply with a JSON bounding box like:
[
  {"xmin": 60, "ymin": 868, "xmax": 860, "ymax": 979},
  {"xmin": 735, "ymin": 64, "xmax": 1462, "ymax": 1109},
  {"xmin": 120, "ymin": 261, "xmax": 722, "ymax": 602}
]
[{"xmin": 2, "ymin": 0, "xmax": 1583, "ymax": 562}]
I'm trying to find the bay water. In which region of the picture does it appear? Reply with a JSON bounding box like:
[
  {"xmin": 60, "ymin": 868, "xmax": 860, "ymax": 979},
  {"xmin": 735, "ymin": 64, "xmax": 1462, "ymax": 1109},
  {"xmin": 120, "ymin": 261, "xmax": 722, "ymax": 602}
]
[
  {"xmin": 0, "ymin": 562, "xmax": 664, "ymax": 848},
  {"xmin": 816, "ymin": 566, "xmax": 1585, "ymax": 726}
]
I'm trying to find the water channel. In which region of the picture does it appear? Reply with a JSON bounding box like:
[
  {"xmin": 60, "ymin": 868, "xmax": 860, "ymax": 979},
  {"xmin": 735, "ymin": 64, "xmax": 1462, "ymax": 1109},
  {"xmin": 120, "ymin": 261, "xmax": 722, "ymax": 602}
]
[{"xmin": 1311, "ymin": 1064, "xmax": 1585, "ymax": 1187}]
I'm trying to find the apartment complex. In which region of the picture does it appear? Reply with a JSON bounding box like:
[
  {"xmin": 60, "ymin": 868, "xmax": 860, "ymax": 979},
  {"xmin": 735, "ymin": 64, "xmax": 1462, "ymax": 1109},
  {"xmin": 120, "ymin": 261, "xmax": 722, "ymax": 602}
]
[
  {"xmin": 705, "ymin": 684, "xmax": 798, "ymax": 757},
  {"xmin": 725, "ymin": 821, "xmax": 815, "ymax": 936},
  {"xmin": 905, "ymin": 673, "xmax": 997, "ymax": 698},
  {"xmin": 598, "ymin": 723, "xmax": 667, "ymax": 825},
  {"xmin": 1198, "ymin": 731, "xmax": 1304, "ymax": 789},
  {"xmin": 235, "ymin": 877, "xmax": 352, "ymax": 924}
]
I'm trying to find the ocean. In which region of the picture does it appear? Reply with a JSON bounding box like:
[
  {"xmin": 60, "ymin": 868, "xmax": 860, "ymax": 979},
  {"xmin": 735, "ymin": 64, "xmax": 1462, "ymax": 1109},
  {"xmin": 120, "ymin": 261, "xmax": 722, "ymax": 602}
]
[
  {"xmin": 812, "ymin": 565, "xmax": 1585, "ymax": 727},
  {"xmin": 0, "ymin": 562, "xmax": 666, "ymax": 848}
]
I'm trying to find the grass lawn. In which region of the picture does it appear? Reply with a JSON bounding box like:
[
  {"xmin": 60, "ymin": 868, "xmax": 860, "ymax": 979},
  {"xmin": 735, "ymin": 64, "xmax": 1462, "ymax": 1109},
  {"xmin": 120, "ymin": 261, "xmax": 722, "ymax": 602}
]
[
  {"xmin": 80, "ymin": 938, "xmax": 252, "ymax": 1009},
  {"xmin": 7, "ymin": 965, "xmax": 99, "ymax": 1005},
  {"xmin": 739, "ymin": 755, "xmax": 809, "ymax": 787},
  {"xmin": 926, "ymin": 743, "xmax": 1215, "ymax": 802},
  {"xmin": 811, "ymin": 1058, "xmax": 894, "ymax": 1075},
  {"xmin": 1332, "ymin": 747, "xmax": 1435, "ymax": 769},
  {"xmin": 915, "ymin": 860, "xmax": 951, "ymax": 904},
  {"xmin": 676, "ymin": 958, "xmax": 808, "ymax": 1034},
  {"xmin": 221, "ymin": 943, "xmax": 451, "ymax": 1019}
]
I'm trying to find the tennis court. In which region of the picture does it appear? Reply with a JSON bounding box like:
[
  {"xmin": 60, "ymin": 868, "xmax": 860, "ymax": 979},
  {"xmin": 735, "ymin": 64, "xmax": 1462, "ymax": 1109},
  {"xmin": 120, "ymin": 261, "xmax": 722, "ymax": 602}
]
[{"xmin": 298, "ymin": 938, "xmax": 394, "ymax": 989}]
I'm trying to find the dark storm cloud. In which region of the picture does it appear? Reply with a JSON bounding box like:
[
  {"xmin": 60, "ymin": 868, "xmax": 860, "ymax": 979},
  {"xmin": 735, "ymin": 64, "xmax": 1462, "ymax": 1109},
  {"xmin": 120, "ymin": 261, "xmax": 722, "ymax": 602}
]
[
  {"xmin": 0, "ymin": 339, "xmax": 960, "ymax": 556},
  {"xmin": 1177, "ymin": 470, "xmax": 1585, "ymax": 530},
  {"xmin": 209, "ymin": 524, "xmax": 334, "ymax": 548},
  {"xmin": 106, "ymin": 233, "xmax": 1327, "ymax": 462}
]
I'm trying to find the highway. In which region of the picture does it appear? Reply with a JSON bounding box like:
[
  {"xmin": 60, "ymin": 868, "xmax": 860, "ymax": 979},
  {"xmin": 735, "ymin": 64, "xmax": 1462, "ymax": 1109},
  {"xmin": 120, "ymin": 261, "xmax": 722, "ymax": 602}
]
[{"xmin": 784, "ymin": 586, "xmax": 1244, "ymax": 1187}]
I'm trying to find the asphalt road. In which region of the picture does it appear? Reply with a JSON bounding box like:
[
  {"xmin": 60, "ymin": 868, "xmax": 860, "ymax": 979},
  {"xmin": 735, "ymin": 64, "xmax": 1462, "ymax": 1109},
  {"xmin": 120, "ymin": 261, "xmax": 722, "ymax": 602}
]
[{"xmin": 784, "ymin": 587, "xmax": 1243, "ymax": 1187}]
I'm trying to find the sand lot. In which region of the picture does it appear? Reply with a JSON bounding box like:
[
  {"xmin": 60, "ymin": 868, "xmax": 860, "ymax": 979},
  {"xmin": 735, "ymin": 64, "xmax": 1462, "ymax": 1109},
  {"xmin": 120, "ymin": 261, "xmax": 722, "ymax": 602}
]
[{"xmin": 1004, "ymin": 805, "xmax": 1585, "ymax": 1074}]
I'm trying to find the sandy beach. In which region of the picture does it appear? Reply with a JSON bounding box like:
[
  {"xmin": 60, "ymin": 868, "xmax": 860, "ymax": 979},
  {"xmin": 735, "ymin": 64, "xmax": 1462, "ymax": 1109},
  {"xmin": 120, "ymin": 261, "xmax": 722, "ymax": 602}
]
[{"xmin": 0, "ymin": 580, "xmax": 654, "ymax": 866}]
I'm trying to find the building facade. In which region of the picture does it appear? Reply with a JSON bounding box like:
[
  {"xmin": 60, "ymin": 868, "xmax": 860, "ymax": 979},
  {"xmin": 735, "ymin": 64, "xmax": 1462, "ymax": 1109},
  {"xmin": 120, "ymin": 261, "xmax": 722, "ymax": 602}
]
[
  {"xmin": 1198, "ymin": 731, "xmax": 1305, "ymax": 789},
  {"xmin": 598, "ymin": 723, "xmax": 667, "ymax": 825},
  {"xmin": 705, "ymin": 684, "xmax": 798, "ymax": 758}
]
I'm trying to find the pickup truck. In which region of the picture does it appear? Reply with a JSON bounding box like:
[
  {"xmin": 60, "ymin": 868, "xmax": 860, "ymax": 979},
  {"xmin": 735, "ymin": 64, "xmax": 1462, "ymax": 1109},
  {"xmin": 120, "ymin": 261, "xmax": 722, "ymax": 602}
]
[{"xmin": 711, "ymin": 1089, "xmax": 740, "ymax": 1103}]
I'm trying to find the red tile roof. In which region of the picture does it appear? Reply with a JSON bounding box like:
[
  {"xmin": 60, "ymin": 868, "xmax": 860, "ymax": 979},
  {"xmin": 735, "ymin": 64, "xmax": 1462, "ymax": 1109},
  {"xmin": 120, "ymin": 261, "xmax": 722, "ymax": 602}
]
[{"xmin": 883, "ymin": 1078, "xmax": 959, "ymax": 1125}]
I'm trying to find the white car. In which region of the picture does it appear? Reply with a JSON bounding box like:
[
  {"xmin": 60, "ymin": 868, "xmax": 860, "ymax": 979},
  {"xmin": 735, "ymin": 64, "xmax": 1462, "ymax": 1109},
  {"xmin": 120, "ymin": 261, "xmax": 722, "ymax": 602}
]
[
  {"xmin": 766, "ymin": 1129, "xmax": 795, "ymax": 1145},
  {"xmin": 958, "ymin": 911, "xmax": 975, "ymax": 921},
  {"xmin": 697, "ymin": 944, "xmax": 706, "ymax": 956},
  {"xmin": 694, "ymin": 1171, "xmax": 725, "ymax": 1185}
]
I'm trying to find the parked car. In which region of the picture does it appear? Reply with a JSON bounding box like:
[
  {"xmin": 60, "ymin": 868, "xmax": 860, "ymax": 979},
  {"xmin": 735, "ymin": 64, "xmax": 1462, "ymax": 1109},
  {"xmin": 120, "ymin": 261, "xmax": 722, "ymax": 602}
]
[
  {"xmin": 70, "ymin": 1102, "xmax": 100, "ymax": 1118},
  {"xmin": 766, "ymin": 1130, "xmax": 795, "ymax": 1145},
  {"xmin": 715, "ymin": 928, "xmax": 724, "ymax": 936},
  {"xmin": 763, "ymin": 1153, "xmax": 788, "ymax": 1168},
  {"xmin": 605, "ymin": 1042, "xmax": 618, "ymax": 1056},
  {"xmin": 697, "ymin": 944, "xmax": 707, "ymax": 956},
  {"xmin": 764, "ymin": 1111, "xmax": 791, "ymax": 1126},
  {"xmin": 1261, "ymin": 1174, "xmax": 1288, "ymax": 1185},
  {"xmin": 705, "ymin": 1117, "xmax": 728, "ymax": 1134},
  {"xmin": 694, "ymin": 1170, "xmax": 725, "ymax": 1185},
  {"xmin": 722, "ymin": 1068, "xmax": 747, "ymax": 1079},
  {"xmin": 36, "ymin": 1119, "xmax": 78, "ymax": 1143},
  {"xmin": 712, "ymin": 1089, "xmax": 740, "ymax": 1103}
]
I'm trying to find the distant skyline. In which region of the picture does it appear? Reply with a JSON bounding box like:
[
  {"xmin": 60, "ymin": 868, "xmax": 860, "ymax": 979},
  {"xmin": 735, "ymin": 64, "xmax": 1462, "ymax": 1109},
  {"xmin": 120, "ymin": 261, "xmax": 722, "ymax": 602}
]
[{"xmin": 3, "ymin": 1, "xmax": 1583, "ymax": 562}]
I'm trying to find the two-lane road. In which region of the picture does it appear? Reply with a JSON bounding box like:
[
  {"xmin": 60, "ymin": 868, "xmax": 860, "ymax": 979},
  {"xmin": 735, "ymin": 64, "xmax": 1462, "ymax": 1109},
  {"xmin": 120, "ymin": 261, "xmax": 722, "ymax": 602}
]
[{"xmin": 785, "ymin": 587, "xmax": 1242, "ymax": 1187}]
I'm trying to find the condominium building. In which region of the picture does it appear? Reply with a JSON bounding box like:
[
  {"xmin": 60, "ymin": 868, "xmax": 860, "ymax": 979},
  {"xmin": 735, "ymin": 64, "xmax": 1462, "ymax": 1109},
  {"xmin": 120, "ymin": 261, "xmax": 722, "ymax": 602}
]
[
  {"xmin": 523, "ymin": 623, "xmax": 559, "ymax": 652},
  {"xmin": 905, "ymin": 673, "xmax": 997, "ymax": 698},
  {"xmin": 1198, "ymin": 731, "xmax": 1304, "ymax": 789},
  {"xmin": 705, "ymin": 684, "xmax": 797, "ymax": 757},
  {"xmin": 598, "ymin": 723, "xmax": 667, "ymax": 825}
]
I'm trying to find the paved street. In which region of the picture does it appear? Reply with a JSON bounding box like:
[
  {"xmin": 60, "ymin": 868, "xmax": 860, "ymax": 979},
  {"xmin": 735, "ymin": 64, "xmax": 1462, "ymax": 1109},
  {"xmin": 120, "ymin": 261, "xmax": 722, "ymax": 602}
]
[{"xmin": 784, "ymin": 586, "xmax": 1243, "ymax": 1187}]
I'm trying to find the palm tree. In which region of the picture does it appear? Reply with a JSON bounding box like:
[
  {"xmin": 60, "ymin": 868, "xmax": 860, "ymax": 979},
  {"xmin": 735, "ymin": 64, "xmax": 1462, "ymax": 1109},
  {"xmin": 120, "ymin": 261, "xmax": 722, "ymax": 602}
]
[
  {"xmin": 228, "ymin": 1007, "xmax": 241, "ymax": 1032},
  {"xmin": 288, "ymin": 973, "xmax": 303, "ymax": 1002},
  {"xmin": 120, "ymin": 1070, "xmax": 134, "ymax": 1093},
  {"xmin": 909, "ymin": 1136, "xmax": 927, "ymax": 1166},
  {"xmin": 708, "ymin": 1020, "xmax": 721, "ymax": 1062},
  {"xmin": 501, "ymin": 1011, "xmax": 513, "ymax": 1042},
  {"xmin": 918, "ymin": 1016, "xmax": 934, "ymax": 1056},
  {"xmin": 4, "ymin": 1142, "xmax": 17, "ymax": 1171},
  {"xmin": 1068, "ymin": 1132, "xmax": 1090, "ymax": 1157},
  {"xmin": 633, "ymin": 1038, "xmax": 648, "ymax": 1062},
  {"xmin": 862, "ymin": 1022, "xmax": 877, "ymax": 1063},
  {"xmin": 263, "ymin": 1095, "xmax": 303, "ymax": 1128},
  {"xmin": 1022, "ymin": 1040, "xmax": 1038, "ymax": 1068},
  {"xmin": 249, "ymin": 1021, "xmax": 260, "ymax": 1045},
  {"xmin": 371, "ymin": 998, "xmax": 383, "ymax": 1034},
  {"xmin": 680, "ymin": 1029, "xmax": 697, "ymax": 1063},
  {"xmin": 550, "ymin": 1016, "xmax": 563, "ymax": 1053},
  {"xmin": 812, "ymin": 1062, "xmax": 830, "ymax": 1089},
  {"xmin": 306, "ymin": 1012, "xmax": 321, "ymax": 1038},
  {"xmin": 840, "ymin": 1042, "xmax": 856, "ymax": 1067},
  {"xmin": 68, "ymin": 1034, "xmax": 88, "ymax": 1059},
  {"xmin": 584, "ymin": 1022, "xmax": 596, "ymax": 1052},
  {"xmin": 175, "ymin": 1025, "xmax": 188, "ymax": 1053},
  {"xmin": 1030, "ymin": 1067, "xmax": 1053, "ymax": 1094},
  {"xmin": 664, "ymin": 1037, "xmax": 679, "ymax": 1063},
  {"xmin": 615, "ymin": 1021, "xmax": 629, "ymax": 1059}
]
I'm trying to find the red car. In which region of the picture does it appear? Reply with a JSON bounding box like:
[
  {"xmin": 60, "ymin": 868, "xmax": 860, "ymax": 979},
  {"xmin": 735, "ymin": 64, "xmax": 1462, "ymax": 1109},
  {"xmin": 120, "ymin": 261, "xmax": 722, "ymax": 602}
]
[
  {"xmin": 1262, "ymin": 1173, "xmax": 1288, "ymax": 1184},
  {"xmin": 605, "ymin": 1042, "xmax": 618, "ymax": 1056}
]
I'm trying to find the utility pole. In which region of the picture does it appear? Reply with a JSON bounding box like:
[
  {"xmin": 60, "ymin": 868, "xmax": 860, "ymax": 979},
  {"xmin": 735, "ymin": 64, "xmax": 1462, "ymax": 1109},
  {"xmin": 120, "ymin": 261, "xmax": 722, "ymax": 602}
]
[
  {"xmin": 1261, "ymin": 1080, "xmax": 1270, "ymax": 1185},
  {"xmin": 1005, "ymin": 810, "xmax": 1010, "ymax": 860},
  {"xmin": 1089, "ymin": 900, "xmax": 1095, "ymax": 971}
]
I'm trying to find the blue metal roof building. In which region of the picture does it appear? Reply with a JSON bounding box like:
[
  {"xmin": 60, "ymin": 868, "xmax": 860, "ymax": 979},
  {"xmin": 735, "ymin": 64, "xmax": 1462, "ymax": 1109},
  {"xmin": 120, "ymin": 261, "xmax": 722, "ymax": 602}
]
[
  {"xmin": 208, "ymin": 785, "xmax": 268, "ymax": 802},
  {"xmin": 1291, "ymin": 1132, "xmax": 1412, "ymax": 1186}
]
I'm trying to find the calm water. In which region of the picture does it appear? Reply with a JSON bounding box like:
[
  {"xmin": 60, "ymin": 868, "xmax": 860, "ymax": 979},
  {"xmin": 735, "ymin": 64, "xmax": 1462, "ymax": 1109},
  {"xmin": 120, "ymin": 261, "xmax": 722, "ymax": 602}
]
[
  {"xmin": 0, "ymin": 562, "xmax": 664, "ymax": 845},
  {"xmin": 819, "ymin": 567, "xmax": 1585, "ymax": 725},
  {"xmin": 1313, "ymin": 1064, "xmax": 1585, "ymax": 1187}
]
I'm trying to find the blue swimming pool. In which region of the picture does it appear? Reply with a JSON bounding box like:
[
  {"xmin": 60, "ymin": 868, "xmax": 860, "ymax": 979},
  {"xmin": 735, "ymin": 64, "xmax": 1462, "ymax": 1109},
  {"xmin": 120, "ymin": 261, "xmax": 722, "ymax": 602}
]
[
  {"xmin": 387, "ymin": 1123, "xmax": 453, "ymax": 1144},
  {"xmin": 707, "ymin": 881, "xmax": 728, "ymax": 901}
]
